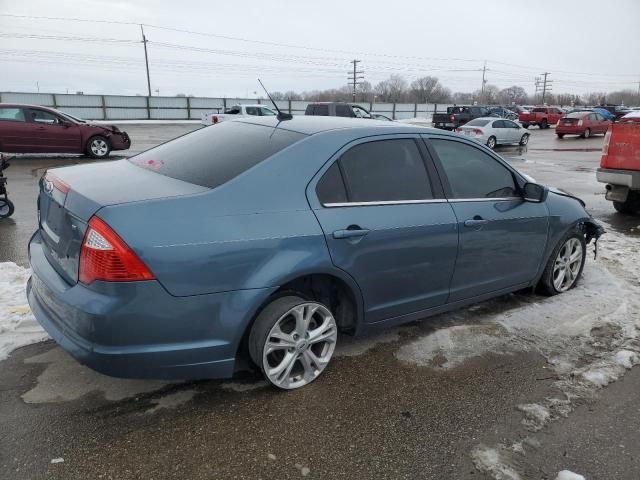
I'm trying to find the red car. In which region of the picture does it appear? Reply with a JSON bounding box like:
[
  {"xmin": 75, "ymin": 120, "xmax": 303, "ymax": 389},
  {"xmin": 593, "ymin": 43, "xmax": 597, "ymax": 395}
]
[
  {"xmin": 0, "ymin": 104, "xmax": 130, "ymax": 158},
  {"xmin": 556, "ymin": 111, "xmax": 611, "ymax": 139}
]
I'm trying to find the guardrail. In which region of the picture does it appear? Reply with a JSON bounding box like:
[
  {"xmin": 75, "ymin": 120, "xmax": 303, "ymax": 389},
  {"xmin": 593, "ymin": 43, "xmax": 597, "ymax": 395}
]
[{"xmin": 0, "ymin": 92, "xmax": 451, "ymax": 121}]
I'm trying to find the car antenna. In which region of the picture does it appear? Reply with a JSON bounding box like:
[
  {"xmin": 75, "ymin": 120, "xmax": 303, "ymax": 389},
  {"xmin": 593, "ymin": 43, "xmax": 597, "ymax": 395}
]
[{"xmin": 258, "ymin": 79, "xmax": 292, "ymax": 121}]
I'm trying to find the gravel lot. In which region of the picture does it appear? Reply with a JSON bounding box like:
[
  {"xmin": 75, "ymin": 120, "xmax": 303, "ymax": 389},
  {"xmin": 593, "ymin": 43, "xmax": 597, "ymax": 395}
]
[{"xmin": 1, "ymin": 122, "xmax": 639, "ymax": 480}]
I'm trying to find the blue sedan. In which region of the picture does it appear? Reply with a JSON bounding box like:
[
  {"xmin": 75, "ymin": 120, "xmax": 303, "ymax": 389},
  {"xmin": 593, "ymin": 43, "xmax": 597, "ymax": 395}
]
[{"xmin": 27, "ymin": 116, "xmax": 603, "ymax": 389}]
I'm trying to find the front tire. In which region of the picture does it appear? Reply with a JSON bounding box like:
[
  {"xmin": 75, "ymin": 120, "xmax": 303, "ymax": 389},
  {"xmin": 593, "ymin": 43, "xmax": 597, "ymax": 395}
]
[
  {"xmin": 522, "ymin": 123, "xmax": 529, "ymax": 129},
  {"xmin": 249, "ymin": 296, "xmax": 338, "ymax": 390},
  {"xmin": 0, "ymin": 198, "xmax": 14, "ymax": 218},
  {"xmin": 540, "ymin": 119, "xmax": 548, "ymax": 129},
  {"xmin": 486, "ymin": 136, "xmax": 497, "ymax": 149},
  {"xmin": 557, "ymin": 133, "xmax": 564, "ymax": 139},
  {"xmin": 538, "ymin": 230, "xmax": 586, "ymax": 296},
  {"xmin": 519, "ymin": 133, "xmax": 529, "ymax": 146},
  {"xmin": 86, "ymin": 135, "xmax": 111, "ymax": 159}
]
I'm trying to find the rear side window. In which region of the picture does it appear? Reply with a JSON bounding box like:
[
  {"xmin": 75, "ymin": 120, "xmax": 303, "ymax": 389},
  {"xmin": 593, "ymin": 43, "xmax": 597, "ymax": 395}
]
[
  {"xmin": 314, "ymin": 105, "xmax": 329, "ymax": 116},
  {"xmin": 0, "ymin": 107, "xmax": 25, "ymax": 122},
  {"xmin": 316, "ymin": 162, "xmax": 347, "ymax": 204},
  {"xmin": 339, "ymin": 139, "xmax": 433, "ymax": 202},
  {"xmin": 129, "ymin": 122, "xmax": 305, "ymax": 189},
  {"xmin": 430, "ymin": 139, "xmax": 517, "ymax": 199}
]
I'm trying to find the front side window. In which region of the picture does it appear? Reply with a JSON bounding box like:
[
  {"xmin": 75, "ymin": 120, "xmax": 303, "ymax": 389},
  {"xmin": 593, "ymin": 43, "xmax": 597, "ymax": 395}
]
[
  {"xmin": 339, "ymin": 139, "xmax": 433, "ymax": 202},
  {"xmin": 260, "ymin": 107, "xmax": 276, "ymax": 116},
  {"xmin": 0, "ymin": 107, "xmax": 25, "ymax": 122},
  {"xmin": 504, "ymin": 120, "xmax": 519, "ymax": 128},
  {"xmin": 245, "ymin": 107, "xmax": 259, "ymax": 116},
  {"xmin": 430, "ymin": 139, "xmax": 518, "ymax": 199},
  {"xmin": 30, "ymin": 109, "xmax": 61, "ymax": 125},
  {"xmin": 314, "ymin": 105, "xmax": 329, "ymax": 116},
  {"xmin": 335, "ymin": 104, "xmax": 352, "ymax": 117}
]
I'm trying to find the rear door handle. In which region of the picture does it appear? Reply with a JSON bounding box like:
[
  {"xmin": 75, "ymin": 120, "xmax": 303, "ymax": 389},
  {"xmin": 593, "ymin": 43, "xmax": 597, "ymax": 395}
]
[
  {"xmin": 464, "ymin": 217, "xmax": 489, "ymax": 228},
  {"xmin": 333, "ymin": 228, "xmax": 370, "ymax": 239}
]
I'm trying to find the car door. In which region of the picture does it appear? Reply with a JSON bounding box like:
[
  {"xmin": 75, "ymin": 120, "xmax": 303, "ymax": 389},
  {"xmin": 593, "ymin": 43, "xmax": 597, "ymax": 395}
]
[
  {"xmin": 0, "ymin": 107, "xmax": 37, "ymax": 152},
  {"xmin": 28, "ymin": 108, "xmax": 81, "ymax": 152},
  {"xmin": 425, "ymin": 136, "xmax": 549, "ymax": 302},
  {"xmin": 308, "ymin": 136, "xmax": 459, "ymax": 324},
  {"xmin": 503, "ymin": 120, "xmax": 522, "ymax": 143},
  {"xmin": 593, "ymin": 113, "xmax": 608, "ymax": 133},
  {"xmin": 491, "ymin": 120, "xmax": 508, "ymax": 143}
]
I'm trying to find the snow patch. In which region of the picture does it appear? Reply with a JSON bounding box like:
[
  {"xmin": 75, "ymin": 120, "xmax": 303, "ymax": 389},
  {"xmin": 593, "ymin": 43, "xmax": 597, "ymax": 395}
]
[
  {"xmin": 471, "ymin": 445, "xmax": 521, "ymax": 480},
  {"xmin": 0, "ymin": 262, "xmax": 48, "ymax": 361},
  {"xmin": 145, "ymin": 389, "xmax": 197, "ymax": 413},
  {"xmin": 555, "ymin": 471, "xmax": 585, "ymax": 480},
  {"xmin": 517, "ymin": 403, "xmax": 551, "ymax": 432}
]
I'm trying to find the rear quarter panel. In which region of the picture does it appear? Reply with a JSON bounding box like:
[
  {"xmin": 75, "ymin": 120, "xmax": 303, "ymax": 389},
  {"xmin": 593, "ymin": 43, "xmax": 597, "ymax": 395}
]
[
  {"xmin": 96, "ymin": 130, "xmax": 370, "ymax": 297},
  {"xmin": 600, "ymin": 123, "xmax": 640, "ymax": 170}
]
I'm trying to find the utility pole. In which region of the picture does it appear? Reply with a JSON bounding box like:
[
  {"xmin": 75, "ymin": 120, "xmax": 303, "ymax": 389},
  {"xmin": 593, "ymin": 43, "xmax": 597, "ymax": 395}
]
[
  {"xmin": 540, "ymin": 72, "xmax": 552, "ymax": 104},
  {"xmin": 348, "ymin": 59, "xmax": 364, "ymax": 102},
  {"xmin": 480, "ymin": 61, "xmax": 487, "ymax": 103},
  {"xmin": 140, "ymin": 24, "xmax": 152, "ymax": 98}
]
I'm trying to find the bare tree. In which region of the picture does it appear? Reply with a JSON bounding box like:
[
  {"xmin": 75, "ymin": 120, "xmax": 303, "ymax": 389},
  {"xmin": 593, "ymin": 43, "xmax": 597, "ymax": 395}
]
[
  {"xmin": 585, "ymin": 92, "xmax": 607, "ymax": 105},
  {"xmin": 409, "ymin": 76, "xmax": 450, "ymax": 103},
  {"xmin": 498, "ymin": 85, "xmax": 528, "ymax": 105},
  {"xmin": 452, "ymin": 91, "xmax": 475, "ymax": 104},
  {"xmin": 375, "ymin": 75, "xmax": 408, "ymax": 102}
]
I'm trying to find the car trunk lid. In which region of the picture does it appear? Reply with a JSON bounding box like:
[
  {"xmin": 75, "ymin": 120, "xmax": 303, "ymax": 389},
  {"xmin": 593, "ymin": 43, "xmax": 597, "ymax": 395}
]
[
  {"xmin": 37, "ymin": 160, "xmax": 208, "ymax": 284},
  {"xmin": 560, "ymin": 117, "xmax": 580, "ymax": 125}
]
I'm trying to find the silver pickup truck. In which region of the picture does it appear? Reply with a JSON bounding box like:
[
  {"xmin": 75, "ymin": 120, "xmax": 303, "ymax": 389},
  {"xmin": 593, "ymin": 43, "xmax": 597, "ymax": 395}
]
[{"xmin": 201, "ymin": 104, "xmax": 277, "ymax": 126}]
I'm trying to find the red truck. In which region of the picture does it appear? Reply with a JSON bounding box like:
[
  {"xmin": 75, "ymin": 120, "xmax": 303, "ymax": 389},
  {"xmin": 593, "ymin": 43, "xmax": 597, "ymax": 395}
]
[
  {"xmin": 596, "ymin": 115, "xmax": 640, "ymax": 213},
  {"xmin": 518, "ymin": 106, "xmax": 564, "ymax": 129}
]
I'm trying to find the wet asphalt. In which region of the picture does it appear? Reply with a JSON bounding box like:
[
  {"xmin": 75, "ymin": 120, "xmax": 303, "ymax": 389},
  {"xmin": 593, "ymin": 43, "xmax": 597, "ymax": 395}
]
[{"xmin": 1, "ymin": 123, "xmax": 639, "ymax": 480}]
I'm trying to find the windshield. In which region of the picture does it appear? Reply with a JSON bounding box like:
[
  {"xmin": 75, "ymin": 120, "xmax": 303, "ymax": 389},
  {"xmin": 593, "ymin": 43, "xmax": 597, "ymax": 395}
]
[
  {"xmin": 465, "ymin": 119, "xmax": 491, "ymax": 126},
  {"xmin": 128, "ymin": 122, "xmax": 306, "ymax": 188}
]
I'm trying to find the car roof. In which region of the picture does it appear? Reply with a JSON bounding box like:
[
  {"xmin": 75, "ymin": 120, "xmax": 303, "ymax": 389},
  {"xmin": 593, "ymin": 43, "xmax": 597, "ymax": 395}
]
[
  {"xmin": 0, "ymin": 103, "xmax": 56, "ymax": 110},
  {"xmin": 229, "ymin": 104, "xmax": 268, "ymax": 108},
  {"xmin": 237, "ymin": 115, "xmax": 450, "ymax": 136}
]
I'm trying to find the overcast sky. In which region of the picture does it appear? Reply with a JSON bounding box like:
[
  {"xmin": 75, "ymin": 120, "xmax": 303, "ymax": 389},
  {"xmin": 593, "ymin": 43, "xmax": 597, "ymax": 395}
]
[{"xmin": 1, "ymin": 0, "xmax": 638, "ymax": 98}]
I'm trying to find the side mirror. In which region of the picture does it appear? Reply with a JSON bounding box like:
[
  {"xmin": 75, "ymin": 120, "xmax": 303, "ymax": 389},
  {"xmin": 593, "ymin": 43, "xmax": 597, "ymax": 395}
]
[
  {"xmin": 61, "ymin": 120, "xmax": 72, "ymax": 128},
  {"xmin": 523, "ymin": 182, "xmax": 548, "ymax": 203}
]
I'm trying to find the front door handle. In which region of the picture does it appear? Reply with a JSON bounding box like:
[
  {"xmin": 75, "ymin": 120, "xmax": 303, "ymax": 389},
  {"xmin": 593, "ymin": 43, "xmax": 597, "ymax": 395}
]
[
  {"xmin": 464, "ymin": 216, "xmax": 489, "ymax": 228},
  {"xmin": 333, "ymin": 227, "xmax": 370, "ymax": 239}
]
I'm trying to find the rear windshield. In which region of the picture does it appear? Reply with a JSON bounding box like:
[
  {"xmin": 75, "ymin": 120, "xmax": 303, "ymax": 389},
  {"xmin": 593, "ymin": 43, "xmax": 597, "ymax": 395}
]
[
  {"xmin": 465, "ymin": 119, "xmax": 490, "ymax": 127},
  {"xmin": 567, "ymin": 112, "xmax": 586, "ymax": 118},
  {"xmin": 128, "ymin": 122, "xmax": 306, "ymax": 188}
]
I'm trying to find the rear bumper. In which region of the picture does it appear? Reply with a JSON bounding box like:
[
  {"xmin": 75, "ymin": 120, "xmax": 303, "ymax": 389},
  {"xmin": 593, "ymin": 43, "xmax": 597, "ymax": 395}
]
[
  {"xmin": 556, "ymin": 125, "xmax": 585, "ymax": 135},
  {"xmin": 596, "ymin": 168, "xmax": 640, "ymax": 189},
  {"xmin": 27, "ymin": 231, "xmax": 276, "ymax": 380}
]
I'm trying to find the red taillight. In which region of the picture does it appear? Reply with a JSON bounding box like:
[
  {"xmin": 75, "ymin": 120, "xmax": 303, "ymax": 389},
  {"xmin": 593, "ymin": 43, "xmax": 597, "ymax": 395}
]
[
  {"xmin": 473, "ymin": 129, "xmax": 483, "ymax": 135},
  {"xmin": 45, "ymin": 172, "xmax": 70, "ymax": 194},
  {"xmin": 449, "ymin": 115, "xmax": 455, "ymax": 122},
  {"xmin": 455, "ymin": 128, "xmax": 462, "ymax": 133},
  {"xmin": 577, "ymin": 120, "xmax": 583, "ymax": 126},
  {"xmin": 79, "ymin": 216, "xmax": 155, "ymax": 284},
  {"xmin": 212, "ymin": 115, "xmax": 219, "ymax": 124},
  {"xmin": 602, "ymin": 130, "xmax": 611, "ymax": 155}
]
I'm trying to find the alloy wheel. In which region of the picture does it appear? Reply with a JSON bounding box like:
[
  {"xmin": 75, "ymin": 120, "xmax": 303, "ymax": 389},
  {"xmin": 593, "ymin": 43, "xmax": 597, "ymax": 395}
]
[
  {"xmin": 90, "ymin": 139, "xmax": 108, "ymax": 157},
  {"xmin": 262, "ymin": 302, "xmax": 337, "ymax": 389},
  {"xmin": 552, "ymin": 238, "xmax": 583, "ymax": 292}
]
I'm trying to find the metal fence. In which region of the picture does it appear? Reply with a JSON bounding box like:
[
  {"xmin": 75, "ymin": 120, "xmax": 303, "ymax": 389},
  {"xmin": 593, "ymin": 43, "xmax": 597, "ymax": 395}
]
[{"xmin": 0, "ymin": 92, "xmax": 452, "ymax": 121}]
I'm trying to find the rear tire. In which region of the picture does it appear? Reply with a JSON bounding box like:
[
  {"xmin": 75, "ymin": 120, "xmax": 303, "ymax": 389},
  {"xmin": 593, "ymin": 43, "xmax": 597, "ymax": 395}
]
[
  {"xmin": 486, "ymin": 136, "xmax": 497, "ymax": 149},
  {"xmin": 86, "ymin": 135, "xmax": 111, "ymax": 159},
  {"xmin": 538, "ymin": 229, "xmax": 586, "ymax": 296},
  {"xmin": 248, "ymin": 295, "xmax": 338, "ymax": 390},
  {"xmin": 557, "ymin": 133, "xmax": 564, "ymax": 139},
  {"xmin": 0, "ymin": 198, "xmax": 14, "ymax": 218},
  {"xmin": 583, "ymin": 128, "xmax": 591, "ymax": 139},
  {"xmin": 540, "ymin": 119, "xmax": 548, "ymax": 129},
  {"xmin": 613, "ymin": 191, "xmax": 640, "ymax": 214}
]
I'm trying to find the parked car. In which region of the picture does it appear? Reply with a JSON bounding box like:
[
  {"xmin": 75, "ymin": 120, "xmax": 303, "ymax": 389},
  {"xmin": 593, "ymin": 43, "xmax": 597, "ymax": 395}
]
[
  {"xmin": 27, "ymin": 117, "xmax": 603, "ymax": 390},
  {"xmin": 518, "ymin": 106, "xmax": 564, "ymax": 129},
  {"xmin": 556, "ymin": 111, "xmax": 611, "ymax": 138},
  {"xmin": 619, "ymin": 111, "xmax": 640, "ymax": 123},
  {"xmin": 432, "ymin": 105, "xmax": 490, "ymax": 130},
  {"xmin": 487, "ymin": 106, "xmax": 519, "ymax": 121},
  {"xmin": 596, "ymin": 119, "xmax": 640, "ymax": 213},
  {"xmin": 456, "ymin": 117, "xmax": 529, "ymax": 149},
  {"xmin": 201, "ymin": 104, "xmax": 277, "ymax": 126},
  {"xmin": 0, "ymin": 104, "xmax": 130, "ymax": 158},
  {"xmin": 305, "ymin": 102, "xmax": 372, "ymax": 118}
]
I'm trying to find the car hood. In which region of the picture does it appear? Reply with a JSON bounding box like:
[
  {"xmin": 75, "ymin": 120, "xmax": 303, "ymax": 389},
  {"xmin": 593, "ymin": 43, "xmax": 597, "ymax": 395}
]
[
  {"xmin": 548, "ymin": 186, "xmax": 586, "ymax": 207},
  {"xmin": 82, "ymin": 122, "xmax": 123, "ymax": 133}
]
